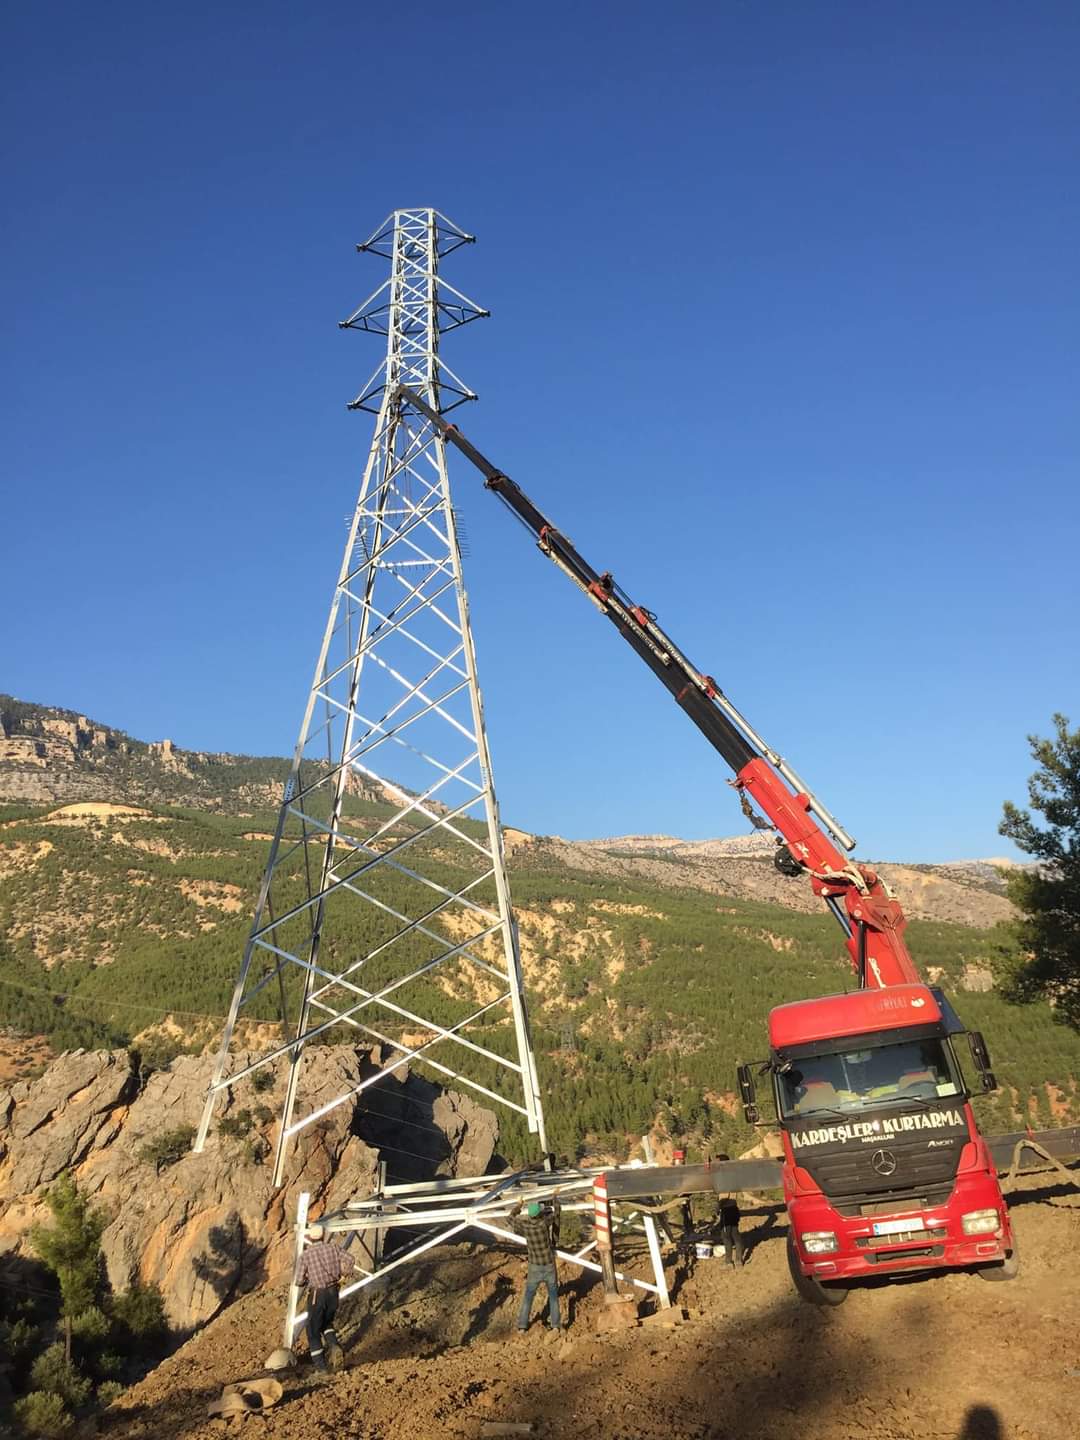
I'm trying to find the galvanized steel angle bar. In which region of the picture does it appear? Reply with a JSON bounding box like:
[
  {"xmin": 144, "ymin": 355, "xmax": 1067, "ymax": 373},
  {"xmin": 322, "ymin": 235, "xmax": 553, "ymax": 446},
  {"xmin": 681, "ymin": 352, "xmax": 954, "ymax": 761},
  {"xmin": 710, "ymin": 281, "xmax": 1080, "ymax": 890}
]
[
  {"xmin": 347, "ymin": 713, "xmax": 483, "ymax": 803},
  {"xmin": 306, "ymin": 830, "xmax": 501, "ymax": 928},
  {"xmin": 353, "ymin": 759, "xmax": 489, "ymax": 857},
  {"xmin": 292, "ymin": 882, "xmax": 507, "ymax": 1000},
  {"xmin": 304, "ymin": 879, "xmax": 509, "ymax": 987},
  {"xmin": 366, "ymin": 652, "xmax": 475, "ymax": 744},
  {"xmin": 217, "ymin": 952, "xmax": 515, "ymax": 1092},
  {"xmin": 305, "ymin": 986, "xmax": 519, "ymax": 1077},
  {"xmin": 290, "ymin": 949, "xmax": 517, "ymax": 1071},
  {"xmin": 349, "ymin": 605, "xmax": 469, "ymax": 687},
  {"xmin": 254, "ymin": 811, "xmax": 502, "ymax": 944},
  {"xmin": 347, "ymin": 673, "xmax": 475, "ymax": 759},
  {"xmin": 326, "ymin": 869, "xmax": 503, "ymax": 964},
  {"xmin": 284, "ymin": 1008, "xmax": 527, "ymax": 1138},
  {"xmin": 382, "ymin": 571, "xmax": 464, "ymax": 638},
  {"xmin": 343, "ymin": 495, "xmax": 447, "ymax": 574}
]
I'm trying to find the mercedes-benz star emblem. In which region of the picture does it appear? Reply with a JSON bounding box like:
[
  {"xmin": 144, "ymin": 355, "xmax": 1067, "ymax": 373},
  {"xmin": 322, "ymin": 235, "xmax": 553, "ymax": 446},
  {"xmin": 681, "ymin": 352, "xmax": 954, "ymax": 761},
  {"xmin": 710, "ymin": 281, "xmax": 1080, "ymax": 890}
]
[{"xmin": 871, "ymin": 1148, "xmax": 898, "ymax": 1177}]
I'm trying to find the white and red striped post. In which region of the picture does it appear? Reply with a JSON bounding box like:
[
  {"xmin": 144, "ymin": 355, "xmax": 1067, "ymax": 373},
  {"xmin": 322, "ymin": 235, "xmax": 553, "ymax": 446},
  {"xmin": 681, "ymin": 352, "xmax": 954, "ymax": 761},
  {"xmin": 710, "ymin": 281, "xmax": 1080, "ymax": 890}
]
[{"xmin": 593, "ymin": 1172, "xmax": 620, "ymax": 1297}]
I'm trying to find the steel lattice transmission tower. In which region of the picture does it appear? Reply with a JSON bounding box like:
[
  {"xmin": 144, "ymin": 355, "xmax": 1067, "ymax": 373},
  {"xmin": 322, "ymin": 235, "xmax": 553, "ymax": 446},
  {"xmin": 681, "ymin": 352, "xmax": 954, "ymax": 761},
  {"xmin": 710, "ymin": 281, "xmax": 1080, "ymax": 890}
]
[{"xmin": 197, "ymin": 208, "xmax": 546, "ymax": 1186}]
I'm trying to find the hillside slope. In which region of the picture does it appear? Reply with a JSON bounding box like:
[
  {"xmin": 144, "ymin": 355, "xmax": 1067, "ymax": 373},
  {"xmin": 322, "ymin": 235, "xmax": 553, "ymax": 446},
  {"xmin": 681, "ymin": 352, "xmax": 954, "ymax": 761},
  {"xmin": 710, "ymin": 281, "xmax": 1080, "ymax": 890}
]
[
  {"xmin": 1, "ymin": 698, "xmax": 1074, "ymax": 1164},
  {"xmin": 100, "ymin": 1167, "xmax": 1080, "ymax": 1440}
]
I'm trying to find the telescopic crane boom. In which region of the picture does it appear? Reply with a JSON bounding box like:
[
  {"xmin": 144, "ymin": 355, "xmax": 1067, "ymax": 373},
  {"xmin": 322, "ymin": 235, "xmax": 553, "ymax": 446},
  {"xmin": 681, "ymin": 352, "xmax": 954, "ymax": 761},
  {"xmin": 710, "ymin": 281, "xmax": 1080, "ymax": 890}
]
[{"xmin": 397, "ymin": 384, "xmax": 915, "ymax": 992}]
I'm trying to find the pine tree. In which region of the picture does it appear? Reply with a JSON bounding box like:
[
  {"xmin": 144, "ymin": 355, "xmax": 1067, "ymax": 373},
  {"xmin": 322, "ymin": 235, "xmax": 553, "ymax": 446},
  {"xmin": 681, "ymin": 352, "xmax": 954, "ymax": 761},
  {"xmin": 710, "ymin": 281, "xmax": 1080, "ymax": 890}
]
[
  {"xmin": 1000, "ymin": 714, "xmax": 1080, "ymax": 1028},
  {"xmin": 29, "ymin": 1173, "xmax": 108, "ymax": 1356}
]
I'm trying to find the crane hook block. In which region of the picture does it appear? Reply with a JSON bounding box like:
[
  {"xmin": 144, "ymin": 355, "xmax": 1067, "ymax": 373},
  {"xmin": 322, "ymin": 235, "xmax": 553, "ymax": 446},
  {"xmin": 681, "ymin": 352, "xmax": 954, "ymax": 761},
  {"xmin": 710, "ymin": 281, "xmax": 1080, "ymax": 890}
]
[{"xmin": 774, "ymin": 844, "xmax": 804, "ymax": 879}]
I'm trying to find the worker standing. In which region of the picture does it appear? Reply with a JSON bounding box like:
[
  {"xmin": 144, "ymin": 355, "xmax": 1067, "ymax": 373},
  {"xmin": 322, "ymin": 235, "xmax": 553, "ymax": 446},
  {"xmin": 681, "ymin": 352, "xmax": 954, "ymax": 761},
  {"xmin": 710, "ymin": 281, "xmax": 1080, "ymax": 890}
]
[
  {"xmin": 713, "ymin": 1155, "xmax": 745, "ymax": 1267},
  {"xmin": 509, "ymin": 1195, "xmax": 562, "ymax": 1333},
  {"xmin": 294, "ymin": 1223, "xmax": 355, "ymax": 1371}
]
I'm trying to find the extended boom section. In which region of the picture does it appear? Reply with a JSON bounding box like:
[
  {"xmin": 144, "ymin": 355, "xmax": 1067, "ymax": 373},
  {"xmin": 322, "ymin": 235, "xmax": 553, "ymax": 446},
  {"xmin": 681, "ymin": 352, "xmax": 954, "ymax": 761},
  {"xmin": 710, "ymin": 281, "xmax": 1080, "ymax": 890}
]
[
  {"xmin": 395, "ymin": 384, "xmax": 1023, "ymax": 1301},
  {"xmin": 395, "ymin": 384, "xmax": 916, "ymax": 990}
]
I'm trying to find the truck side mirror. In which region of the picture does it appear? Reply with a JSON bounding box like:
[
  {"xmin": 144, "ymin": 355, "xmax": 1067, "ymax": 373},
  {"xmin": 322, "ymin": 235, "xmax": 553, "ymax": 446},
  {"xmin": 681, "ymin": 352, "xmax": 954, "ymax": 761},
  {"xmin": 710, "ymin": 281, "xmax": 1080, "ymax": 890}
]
[
  {"xmin": 967, "ymin": 1032, "xmax": 997, "ymax": 1092},
  {"xmin": 737, "ymin": 1063, "xmax": 759, "ymax": 1125},
  {"xmin": 968, "ymin": 1031, "xmax": 991, "ymax": 1070}
]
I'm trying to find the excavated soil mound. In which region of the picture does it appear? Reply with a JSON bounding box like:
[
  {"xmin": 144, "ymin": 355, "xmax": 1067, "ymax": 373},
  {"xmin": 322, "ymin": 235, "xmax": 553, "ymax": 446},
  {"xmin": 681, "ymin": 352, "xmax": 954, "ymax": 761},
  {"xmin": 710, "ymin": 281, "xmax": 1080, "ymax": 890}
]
[{"xmin": 102, "ymin": 1168, "xmax": 1080, "ymax": 1440}]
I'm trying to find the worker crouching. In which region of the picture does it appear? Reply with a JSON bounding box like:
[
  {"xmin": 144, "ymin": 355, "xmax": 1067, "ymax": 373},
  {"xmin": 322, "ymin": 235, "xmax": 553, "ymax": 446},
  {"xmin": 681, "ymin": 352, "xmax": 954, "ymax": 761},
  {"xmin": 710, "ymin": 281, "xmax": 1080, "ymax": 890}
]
[
  {"xmin": 294, "ymin": 1223, "xmax": 356, "ymax": 1371},
  {"xmin": 510, "ymin": 1196, "xmax": 562, "ymax": 1333}
]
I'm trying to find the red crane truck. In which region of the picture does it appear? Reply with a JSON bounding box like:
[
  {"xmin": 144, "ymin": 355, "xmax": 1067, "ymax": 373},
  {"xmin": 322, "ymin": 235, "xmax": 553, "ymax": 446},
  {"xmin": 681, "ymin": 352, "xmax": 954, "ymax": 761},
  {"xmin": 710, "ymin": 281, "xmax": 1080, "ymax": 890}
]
[{"xmin": 395, "ymin": 384, "xmax": 1018, "ymax": 1304}]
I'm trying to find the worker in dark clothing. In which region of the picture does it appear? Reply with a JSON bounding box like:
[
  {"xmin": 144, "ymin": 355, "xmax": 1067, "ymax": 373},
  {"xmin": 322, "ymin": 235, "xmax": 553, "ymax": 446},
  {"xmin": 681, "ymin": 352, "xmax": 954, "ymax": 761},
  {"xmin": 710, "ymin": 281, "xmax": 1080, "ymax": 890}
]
[
  {"xmin": 713, "ymin": 1155, "xmax": 745, "ymax": 1267},
  {"xmin": 509, "ymin": 1195, "xmax": 562, "ymax": 1333},
  {"xmin": 718, "ymin": 1195, "xmax": 745, "ymax": 1266},
  {"xmin": 294, "ymin": 1223, "xmax": 356, "ymax": 1371}
]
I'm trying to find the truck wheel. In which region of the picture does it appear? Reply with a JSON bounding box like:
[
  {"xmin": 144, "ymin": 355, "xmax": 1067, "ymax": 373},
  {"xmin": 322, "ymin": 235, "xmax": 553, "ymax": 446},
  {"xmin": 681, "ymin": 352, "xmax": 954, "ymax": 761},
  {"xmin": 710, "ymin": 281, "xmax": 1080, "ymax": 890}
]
[
  {"xmin": 977, "ymin": 1232, "xmax": 1020, "ymax": 1282},
  {"xmin": 786, "ymin": 1233, "xmax": 848, "ymax": 1306}
]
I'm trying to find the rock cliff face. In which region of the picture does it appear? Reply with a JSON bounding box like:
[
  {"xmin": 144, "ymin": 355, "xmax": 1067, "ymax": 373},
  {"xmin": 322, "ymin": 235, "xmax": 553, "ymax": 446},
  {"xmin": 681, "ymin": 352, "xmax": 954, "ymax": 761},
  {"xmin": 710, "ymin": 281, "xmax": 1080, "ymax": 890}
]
[{"xmin": 0, "ymin": 1045, "xmax": 497, "ymax": 1332}]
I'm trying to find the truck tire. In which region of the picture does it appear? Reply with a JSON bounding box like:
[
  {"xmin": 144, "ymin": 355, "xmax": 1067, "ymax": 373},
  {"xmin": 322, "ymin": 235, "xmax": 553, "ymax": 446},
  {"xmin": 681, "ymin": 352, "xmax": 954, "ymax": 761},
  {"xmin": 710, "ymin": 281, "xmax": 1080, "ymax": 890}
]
[
  {"xmin": 977, "ymin": 1231, "xmax": 1020, "ymax": 1282},
  {"xmin": 786, "ymin": 1233, "xmax": 848, "ymax": 1306}
]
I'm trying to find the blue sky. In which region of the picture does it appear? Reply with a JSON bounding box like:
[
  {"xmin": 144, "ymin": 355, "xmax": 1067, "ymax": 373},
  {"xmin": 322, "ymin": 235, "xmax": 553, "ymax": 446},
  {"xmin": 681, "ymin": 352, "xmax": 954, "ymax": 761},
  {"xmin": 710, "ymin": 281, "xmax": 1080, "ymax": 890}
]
[{"xmin": 3, "ymin": 2, "xmax": 1078, "ymax": 862}]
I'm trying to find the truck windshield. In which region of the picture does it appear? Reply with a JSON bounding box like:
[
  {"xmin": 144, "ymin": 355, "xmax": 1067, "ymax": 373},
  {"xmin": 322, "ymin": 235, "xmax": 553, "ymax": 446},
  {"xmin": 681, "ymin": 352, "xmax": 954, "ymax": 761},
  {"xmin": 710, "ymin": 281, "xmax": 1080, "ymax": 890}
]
[{"xmin": 776, "ymin": 1037, "xmax": 963, "ymax": 1119}]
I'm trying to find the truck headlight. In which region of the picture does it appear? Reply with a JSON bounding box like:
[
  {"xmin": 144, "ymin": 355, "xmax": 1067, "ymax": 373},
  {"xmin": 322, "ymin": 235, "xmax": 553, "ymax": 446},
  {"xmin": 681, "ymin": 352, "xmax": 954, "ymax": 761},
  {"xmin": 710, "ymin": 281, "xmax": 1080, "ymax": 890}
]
[
  {"xmin": 961, "ymin": 1209, "xmax": 1000, "ymax": 1236},
  {"xmin": 800, "ymin": 1230, "xmax": 839, "ymax": 1254}
]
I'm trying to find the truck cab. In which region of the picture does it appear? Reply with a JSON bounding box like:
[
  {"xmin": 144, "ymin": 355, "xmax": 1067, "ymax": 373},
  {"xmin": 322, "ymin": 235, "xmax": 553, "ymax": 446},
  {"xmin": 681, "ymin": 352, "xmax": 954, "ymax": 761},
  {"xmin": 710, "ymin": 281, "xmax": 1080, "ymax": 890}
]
[{"xmin": 755, "ymin": 984, "xmax": 1016, "ymax": 1302}]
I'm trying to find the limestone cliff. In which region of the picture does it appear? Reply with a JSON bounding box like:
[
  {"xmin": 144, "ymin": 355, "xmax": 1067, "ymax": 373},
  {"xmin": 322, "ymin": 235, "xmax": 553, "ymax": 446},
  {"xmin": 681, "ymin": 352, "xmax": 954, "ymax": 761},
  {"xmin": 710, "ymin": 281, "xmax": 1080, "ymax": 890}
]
[{"xmin": 0, "ymin": 1045, "xmax": 497, "ymax": 1331}]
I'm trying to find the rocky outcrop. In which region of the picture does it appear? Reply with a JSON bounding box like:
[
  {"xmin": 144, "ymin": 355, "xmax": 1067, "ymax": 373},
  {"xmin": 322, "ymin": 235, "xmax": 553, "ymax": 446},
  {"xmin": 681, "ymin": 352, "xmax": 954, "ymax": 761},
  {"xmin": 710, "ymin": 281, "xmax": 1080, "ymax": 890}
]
[
  {"xmin": 539, "ymin": 834, "xmax": 1016, "ymax": 928},
  {"xmin": 0, "ymin": 697, "xmax": 397, "ymax": 813},
  {"xmin": 961, "ymin": 964, "xmax": 995, "ymax": 993},
  {"xmin": 0, "ymin": 1045, "xmax": 498, "ymax": 1332}
]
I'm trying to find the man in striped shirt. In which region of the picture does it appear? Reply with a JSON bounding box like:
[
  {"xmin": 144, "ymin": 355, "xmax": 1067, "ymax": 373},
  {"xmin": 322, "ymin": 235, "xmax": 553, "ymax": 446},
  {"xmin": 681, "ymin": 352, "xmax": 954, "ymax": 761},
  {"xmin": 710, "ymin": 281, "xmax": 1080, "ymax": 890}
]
[{"xmin": 294, "ymin": 1224, "xmax": 355, "ymax": 1371}]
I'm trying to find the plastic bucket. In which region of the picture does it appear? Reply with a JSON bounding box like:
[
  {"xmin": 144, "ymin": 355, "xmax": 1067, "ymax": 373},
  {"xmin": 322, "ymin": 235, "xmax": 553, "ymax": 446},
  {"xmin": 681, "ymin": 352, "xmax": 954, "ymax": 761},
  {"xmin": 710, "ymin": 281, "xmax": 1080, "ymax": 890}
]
[{"xmin": 694, "ymin": 1241, "xmax": 713, "ymax": 1259}]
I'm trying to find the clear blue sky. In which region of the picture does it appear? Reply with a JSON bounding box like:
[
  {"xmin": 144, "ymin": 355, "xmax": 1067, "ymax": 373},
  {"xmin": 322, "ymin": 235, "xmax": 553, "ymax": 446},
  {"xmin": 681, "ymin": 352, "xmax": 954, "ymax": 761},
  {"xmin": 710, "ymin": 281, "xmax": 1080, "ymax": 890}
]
[{"xmin": 3, "ymin": 2, "xmax": 1078, "ymax": 862}]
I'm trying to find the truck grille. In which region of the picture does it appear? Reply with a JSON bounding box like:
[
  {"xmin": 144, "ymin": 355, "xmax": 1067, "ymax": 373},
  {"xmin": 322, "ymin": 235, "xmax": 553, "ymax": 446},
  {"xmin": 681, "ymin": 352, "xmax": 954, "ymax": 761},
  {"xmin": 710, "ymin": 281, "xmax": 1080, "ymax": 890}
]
[
  {"xmin": 855, "ymin": 1227, "xmax": 947, "ymax": 1249},
  {"xmin": 857, "ymin": 1192, "xmax": 952, "ymax": 1217},
  {"xmin": 862, "ymin": 1244, "xmax": 944, "ymax": 1265},
  {"xmin": 829, "ymin": 1187, "xmax": 954, "ymax": 1218},
  {"xmin": 798, "ymin": 1138, "xmax": 962, "ymax": 1200}
]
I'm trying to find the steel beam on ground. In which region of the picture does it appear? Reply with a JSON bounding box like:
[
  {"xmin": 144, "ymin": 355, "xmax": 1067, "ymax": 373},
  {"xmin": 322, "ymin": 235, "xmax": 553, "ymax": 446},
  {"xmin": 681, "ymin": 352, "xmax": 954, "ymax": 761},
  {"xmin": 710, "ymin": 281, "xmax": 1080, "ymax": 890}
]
[
  {"xmin": 987, "ymin": 1126, "xmax": 1080, "ymax": 1170},
  {"xmin": 603, "ymin": 1158, "xmax": 784, "ymax": 1200}
]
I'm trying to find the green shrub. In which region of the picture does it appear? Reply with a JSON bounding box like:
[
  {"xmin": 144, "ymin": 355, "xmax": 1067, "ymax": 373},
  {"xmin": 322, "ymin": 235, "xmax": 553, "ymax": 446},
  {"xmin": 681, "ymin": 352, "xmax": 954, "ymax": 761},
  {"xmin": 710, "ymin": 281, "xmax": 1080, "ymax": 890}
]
[
  {"xmin": 69, "ymin": 1306, "xmax": 109, "ymax": 1343},
  {"xmin": 558, "ymin": 1211, "xmax": 585, "ymax": 1248},
  {"xmin": 94, "ymin": 1350, "xmax": 124, "ymax": 1379},
  {"xmin": 110, "ymin": 1281, "xmax": 168, "ymax": 1350},
  {"xmin": 29, "ymin": 1344, "xmax": 92, "ymax": 1408},
  {"xmin": 96, "ymin": 1380, "xmax": 125, "ymax": 1406},
  {"xmin": 218, "ymin": 1109, "xmax": 252, "ymax": 1140},
  {"xmin": 253, "ymin": 1104, "xmax": 275, "ymax": 1125},
  {"xmin": 130, "ymin": 1034, "xmax": 187, "ymax": 1074},
  {"xmin": 240, "ymin": 1136, "xmax": 267, "ymax": 1165},
  {"xmin": 13, "ymin": 1390, "xmax": 73, "ymax": 1437},
  {"xmin": 137, "ymin": 1125, "xmax": 196, "ymax": 1169},
  {"xmin": 0, "ymin": 1314, "xmax": 43, "ymax": 1368},
  {"xmin": 250, "ymin": 1067, "xmax": 274, "ymax": 1093}
]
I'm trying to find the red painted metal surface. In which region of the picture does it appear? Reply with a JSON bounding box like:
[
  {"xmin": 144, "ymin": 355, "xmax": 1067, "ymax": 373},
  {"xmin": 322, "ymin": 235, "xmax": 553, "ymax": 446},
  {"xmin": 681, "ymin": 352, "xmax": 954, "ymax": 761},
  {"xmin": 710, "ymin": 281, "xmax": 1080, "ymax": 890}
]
[
  {"xmin": 768, "ymin": 985, "xmax": 944, "ymax": 1050},
  {"xmin": 783, "ymin": 1122, "xmax": 1014, "ymax": 1281},
  {"xmin": 735, "ymin": 758, "xmax": 918, "ymax": 990}
]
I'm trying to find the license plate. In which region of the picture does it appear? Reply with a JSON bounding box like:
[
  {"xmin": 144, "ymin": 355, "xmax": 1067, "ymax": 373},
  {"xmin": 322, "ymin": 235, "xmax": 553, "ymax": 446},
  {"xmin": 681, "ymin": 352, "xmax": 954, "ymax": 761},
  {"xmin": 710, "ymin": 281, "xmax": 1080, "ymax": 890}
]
[{"xmin": 872, "ymin": 1218, "xmax": 919, "ymax": 1236}]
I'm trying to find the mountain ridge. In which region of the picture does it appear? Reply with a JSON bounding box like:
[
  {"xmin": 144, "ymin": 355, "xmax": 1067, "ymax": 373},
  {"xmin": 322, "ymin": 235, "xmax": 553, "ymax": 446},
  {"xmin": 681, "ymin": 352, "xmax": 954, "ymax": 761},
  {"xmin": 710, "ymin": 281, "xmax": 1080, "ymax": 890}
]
[{"xmin": 1, "ymin": 696, "xmax": 1016, "ymax": 928}]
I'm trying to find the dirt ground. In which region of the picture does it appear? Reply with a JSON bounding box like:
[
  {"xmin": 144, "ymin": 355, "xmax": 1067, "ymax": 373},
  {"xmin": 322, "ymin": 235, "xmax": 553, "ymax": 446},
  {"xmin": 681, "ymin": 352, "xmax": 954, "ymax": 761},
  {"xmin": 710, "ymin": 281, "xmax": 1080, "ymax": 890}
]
[{"xmin": 102, "ymin": 1167, "xmax": 1080, "ymax": 1440}]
